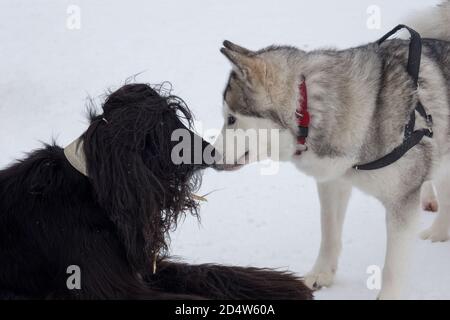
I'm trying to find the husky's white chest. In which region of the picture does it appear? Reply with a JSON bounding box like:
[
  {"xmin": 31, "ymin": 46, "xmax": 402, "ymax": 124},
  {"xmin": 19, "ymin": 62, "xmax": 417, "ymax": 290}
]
[{"xmin": 291, "ymin": 151, "xmax": 353, "ymax": 182}]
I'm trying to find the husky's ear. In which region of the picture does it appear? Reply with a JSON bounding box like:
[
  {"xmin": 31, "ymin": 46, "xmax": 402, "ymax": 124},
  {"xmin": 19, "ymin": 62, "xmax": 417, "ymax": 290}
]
[
  {"xmin": 220, "ymin": 46, "xmax": 267, "ymax": 86},
  {"xmin": 223, "ymin": 40, "xmax": 254, "ymax": 56}
]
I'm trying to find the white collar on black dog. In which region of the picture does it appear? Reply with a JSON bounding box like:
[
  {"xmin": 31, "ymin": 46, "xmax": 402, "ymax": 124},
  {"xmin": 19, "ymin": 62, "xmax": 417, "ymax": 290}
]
[{"xmin": 64, "ymin": 137, "xmax": 88, "ymax": 176}]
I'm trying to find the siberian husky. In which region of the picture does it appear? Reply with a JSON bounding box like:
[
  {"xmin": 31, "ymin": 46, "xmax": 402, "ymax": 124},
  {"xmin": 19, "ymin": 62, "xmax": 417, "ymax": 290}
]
[{"xmin": 213, "ymin": 1, "xmax": 450, "ymax": 299}]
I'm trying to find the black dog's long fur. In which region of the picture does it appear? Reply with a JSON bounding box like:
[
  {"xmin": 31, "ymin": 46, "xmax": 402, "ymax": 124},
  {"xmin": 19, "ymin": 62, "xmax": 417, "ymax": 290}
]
[{"xmin": 0, "ymin": 83, "xmax": 312, "ymax": 299}]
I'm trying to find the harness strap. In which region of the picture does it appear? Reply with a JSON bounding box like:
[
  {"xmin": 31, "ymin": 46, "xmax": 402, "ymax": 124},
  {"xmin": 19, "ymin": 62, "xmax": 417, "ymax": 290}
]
[
  {"xmin": 354, "ymin": 129, "xmax": 431, "ymax": 171},
  {"xmin": 353, "ymin": 25, "xmax": 433, "ymax": 171}
]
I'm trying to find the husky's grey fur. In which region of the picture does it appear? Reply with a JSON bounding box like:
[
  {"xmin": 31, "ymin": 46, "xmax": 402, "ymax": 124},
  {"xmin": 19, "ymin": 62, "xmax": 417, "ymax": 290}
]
[{"xmin": 214, "ymin": 1, "xmax": 450, "ymax": 299}]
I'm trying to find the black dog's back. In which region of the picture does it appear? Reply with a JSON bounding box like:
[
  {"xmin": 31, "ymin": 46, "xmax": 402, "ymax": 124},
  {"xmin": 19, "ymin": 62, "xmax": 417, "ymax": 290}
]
[
  {"xmin": 0, "ymin": 145, "xmax": 123, "ymax": 298},
  {"xmin": 0, "ymin": 146, "xmax": 77, "ymax": 296}
]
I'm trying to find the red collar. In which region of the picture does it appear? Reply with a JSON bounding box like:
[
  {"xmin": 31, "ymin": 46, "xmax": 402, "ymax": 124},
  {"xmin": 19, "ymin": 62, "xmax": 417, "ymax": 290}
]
[{"xmin": 295, "ymin": 78, "xmax": 310, "ymax": 155}]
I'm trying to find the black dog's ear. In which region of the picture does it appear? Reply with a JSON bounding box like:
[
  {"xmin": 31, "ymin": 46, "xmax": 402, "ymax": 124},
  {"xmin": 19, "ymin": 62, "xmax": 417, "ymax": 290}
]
[
  {"xmin": 83, "ymin": 114, "xmax": 160, "ymax": 273},
  {"xmin": 82, "ymin": 84, "xmax": 205, "ymax": 274}
]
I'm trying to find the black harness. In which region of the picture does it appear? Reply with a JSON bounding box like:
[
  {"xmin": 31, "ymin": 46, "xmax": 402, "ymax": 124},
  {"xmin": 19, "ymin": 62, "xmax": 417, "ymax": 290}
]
[{"xmin": 353, "ymin": 25, "xmax": 434, "ymax": 171}]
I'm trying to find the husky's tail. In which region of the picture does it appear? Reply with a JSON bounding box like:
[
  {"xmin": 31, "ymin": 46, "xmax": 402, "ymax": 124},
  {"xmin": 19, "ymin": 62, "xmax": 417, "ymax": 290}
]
[{"xmin": 408, "ymin": 1, "xmax": 450, "ymax": 41}]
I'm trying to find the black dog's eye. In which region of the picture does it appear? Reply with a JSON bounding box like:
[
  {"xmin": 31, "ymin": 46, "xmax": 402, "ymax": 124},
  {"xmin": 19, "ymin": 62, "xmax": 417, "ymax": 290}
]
[{"xmin": 227, "ymin": 115, "xmax": 236, "ymax": 126}]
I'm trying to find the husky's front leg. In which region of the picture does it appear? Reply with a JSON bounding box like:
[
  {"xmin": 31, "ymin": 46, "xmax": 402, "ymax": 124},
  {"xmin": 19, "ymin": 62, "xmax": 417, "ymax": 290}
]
[
  {"xmin": 378, "ymin": 192, "xmax": 420, "ymax": 300},
  {"xmin": 305, "ymin": 179, "xmax": 352, "ymax": 290}
]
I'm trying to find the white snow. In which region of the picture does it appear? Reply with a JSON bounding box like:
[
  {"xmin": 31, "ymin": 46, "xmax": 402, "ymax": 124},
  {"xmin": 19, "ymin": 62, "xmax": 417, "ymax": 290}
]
[{"xmin": 0, "ymin": 0, "xmax": 449, "ymax": 299}]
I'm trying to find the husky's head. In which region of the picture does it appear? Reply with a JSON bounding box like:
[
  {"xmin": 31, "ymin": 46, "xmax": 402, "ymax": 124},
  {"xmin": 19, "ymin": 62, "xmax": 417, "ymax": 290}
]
[{"xmin": 214, "ymin": 41, "xmax": 302, "ymax": 171}]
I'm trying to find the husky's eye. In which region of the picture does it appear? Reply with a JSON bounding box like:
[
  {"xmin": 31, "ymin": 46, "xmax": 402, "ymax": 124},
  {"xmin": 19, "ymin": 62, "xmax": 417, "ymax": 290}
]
[{"xmin": 227, "ymin": 115, "xmax": 236, "ymax": 126}]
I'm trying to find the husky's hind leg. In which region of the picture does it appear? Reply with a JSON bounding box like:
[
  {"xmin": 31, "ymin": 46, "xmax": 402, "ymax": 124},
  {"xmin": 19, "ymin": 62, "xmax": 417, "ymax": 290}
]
[
  {"xmin": 304, "ymin": 179, "xmax": 352, "ymax": 290},
  {"xmin": 420, "ymin": 180, "xmax": 439, "ymax": 212},
  {"xmin": 420, "ymin": 164, "xmax": 450, "ymax": 242}
]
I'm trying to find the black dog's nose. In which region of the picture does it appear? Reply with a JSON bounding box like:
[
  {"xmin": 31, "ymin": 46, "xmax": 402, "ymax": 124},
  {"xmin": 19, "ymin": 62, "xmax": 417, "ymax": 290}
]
[
  {"xmin": 177, "ymin": 130, "xmax": 220, "ymax": 170},
  {"xmin": 198, "ymin": 134, "xmax": 220, "ymax": 169},
  {"xmin": 172, "ymin": 115, "xmax": 220, "ymax": 169}
]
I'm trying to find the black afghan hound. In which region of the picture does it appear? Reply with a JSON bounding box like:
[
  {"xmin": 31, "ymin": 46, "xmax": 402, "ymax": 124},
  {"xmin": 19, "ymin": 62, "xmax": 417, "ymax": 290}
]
[{"xmin": 0, "ymin": 83, "xmax": 312, "ymax": 299}]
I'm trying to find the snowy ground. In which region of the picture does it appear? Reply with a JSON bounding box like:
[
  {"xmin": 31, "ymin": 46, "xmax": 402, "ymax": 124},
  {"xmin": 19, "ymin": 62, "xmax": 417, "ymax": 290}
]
[{"xmin": 1, "ymin": 0, "xmax": 449, "ymax": 299}]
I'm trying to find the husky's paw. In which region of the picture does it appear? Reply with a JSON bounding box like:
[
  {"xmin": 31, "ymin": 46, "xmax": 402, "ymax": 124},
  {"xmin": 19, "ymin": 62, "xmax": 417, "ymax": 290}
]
[
  {"xmin": 421, "ymin": 199, "xmax": 439, "ymax": 213},
  {"xmin": 304, "ymin": 269, "xmax": 335, "ymax": 290},
  {"xmin": 420, "ymin": 226, "xmax": 449, "ymax": 242}
]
